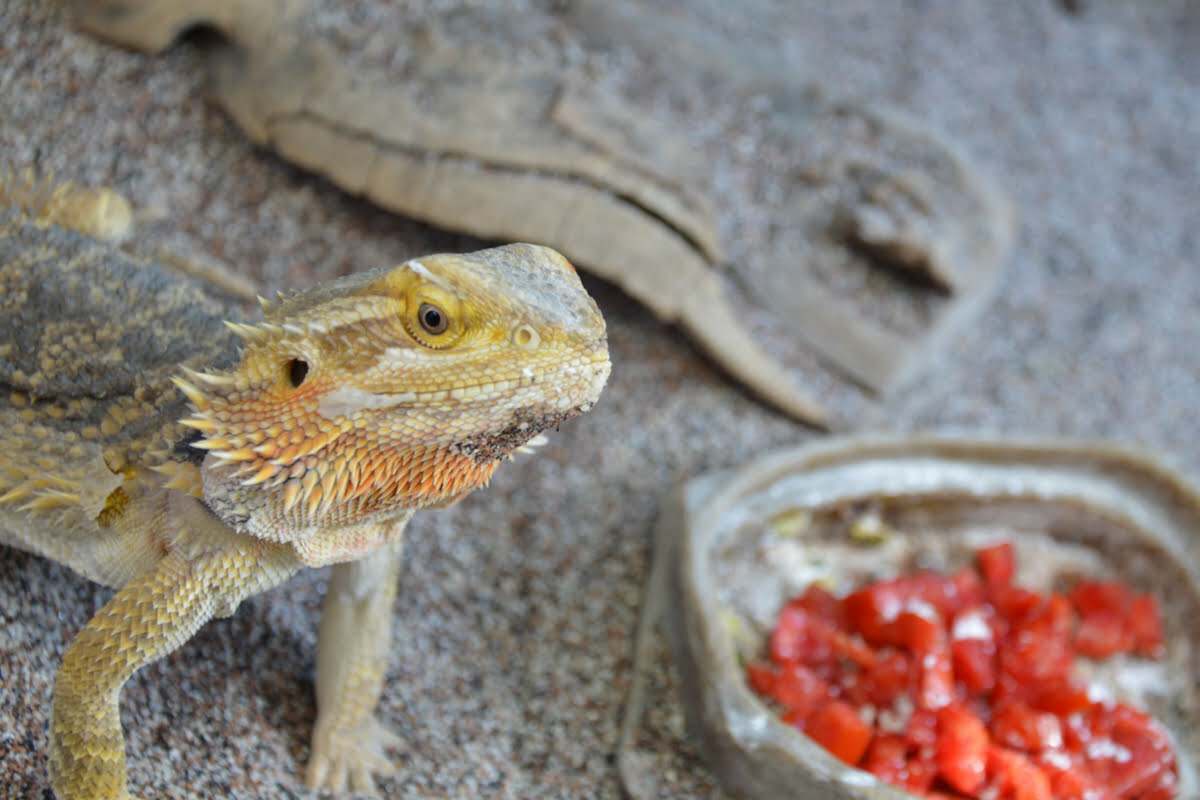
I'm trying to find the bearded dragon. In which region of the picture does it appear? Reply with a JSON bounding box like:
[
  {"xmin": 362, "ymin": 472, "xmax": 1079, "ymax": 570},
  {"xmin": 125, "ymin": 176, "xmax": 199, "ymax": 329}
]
[{"xmin": 0, "ymin": 180, "xmax": 611, "ymax": 798}]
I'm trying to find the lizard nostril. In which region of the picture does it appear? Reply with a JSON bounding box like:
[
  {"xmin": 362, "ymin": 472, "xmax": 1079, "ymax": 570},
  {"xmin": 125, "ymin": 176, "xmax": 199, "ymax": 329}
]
[{"xmin": 287, "ymin": 358, "xmax": 309, "ymax": 388}]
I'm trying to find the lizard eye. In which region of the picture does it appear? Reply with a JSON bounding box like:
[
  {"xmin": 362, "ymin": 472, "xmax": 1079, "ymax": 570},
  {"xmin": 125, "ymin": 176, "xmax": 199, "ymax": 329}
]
[
  {"xmin": 418, "ymin": 302, "xmax": 448, "ymax": 335},
  {"xmin": 402, "ymin": 283, "xmax": 463, "ymax": 348}
]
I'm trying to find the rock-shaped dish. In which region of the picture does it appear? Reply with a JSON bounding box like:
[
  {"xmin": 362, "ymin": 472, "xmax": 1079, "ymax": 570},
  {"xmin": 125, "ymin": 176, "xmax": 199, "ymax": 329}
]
[{"xmin": 658, "ymin": 437, "xmax": 1198, "ymax": 799}]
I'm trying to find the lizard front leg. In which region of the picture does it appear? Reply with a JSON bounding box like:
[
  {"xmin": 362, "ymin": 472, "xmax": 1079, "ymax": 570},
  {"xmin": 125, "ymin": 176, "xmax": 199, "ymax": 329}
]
[
  {"xmin": 307, "ymin": 537, "xmax": 406, "ymax": 795},
  {"xmin": 49, "ymin": 541, "xmax": 298, "ymax": 800}
]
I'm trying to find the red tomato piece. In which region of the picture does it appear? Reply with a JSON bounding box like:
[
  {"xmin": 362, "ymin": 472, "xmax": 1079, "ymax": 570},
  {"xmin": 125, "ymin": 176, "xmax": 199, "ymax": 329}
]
[
  {"xmin": 1061, "ymin": 712, "xmax": 1092, "ymax": 755},
  {"xmin": 950, "ymin": 605, "xmax": 998, "ymax": 693},
  {"xmin": 1129, "ymin": 592, "xmax": 1166, "ymax": 659},
  {"xmin": 986, "ymin": 745, "xmax": 1053, "ymax": 800},
  {"xmin": 861, "ymin": 733, "xmax": 907, "ymax": 783},
  {"xmin": 859, "ymin": 650, "xmax": 914, "ymax": 708},
  {"xmin": 906, "ymin": 707, "xmax": 940, "ymax": 757},
  {"xmin": 1069, "ymin": 579, "xmax": 1134, "ymax": 617},
  {"xmin": 843, "ymin": 574, "xmax": 955, "ymax": 647},
  {"xmin": 990, "ymin": 672, "xmax": 1034, "ymax": 712},
  {"xmin": 990, "ymin": 702, "xmax": 1064, "ymax": 752},
  {"xmin": 770, "ymin": 603, "xmax": 875, "ymax": 675},
  {"xmin": 1101, "ymin": 742, "xmax": 1174, "ymax": 799},
  {"xmin": 1036, "ymin": 753, "xmax": 1114, "ymax": 800},
  {"xmin": 788, "ymin": 583, "xmax": 845, "ymax": 627},
  {"xmin": 900, "ymin": 757, "xmax": 938, "ymax": 795},
  {"xmin": 769, "ymin": 605, "xmax": 830, "ymax": 665},
  {"xmin": 805, "ymin": 700, "xmax": 872, "ymax": 766},
  {"xmin": 904, "ymin": 607, "xmax": 948, "ymax": 653},
  {"xmin": 772, "ymin": 663, "xmax": 831, "ymax": 719},
  {"xmin": 905, "ymin": 571, "xmax": 963, "ymax": 619},
  {"xmin": 977, "ymin": 541, "xmax": 1015, "ymax": 586},
  {"xmin": 843, "ymin": 581, "xmax": 907, "ymax": 648},
  {"xmin": 951, "ymin": 637, "xmax": 996, "ymax": 694},
  {"xmin": 1073, "ymin": 702, "xmax": 1178, "ymax": 798},
  {"xmin": 1085, "ymin": 701, "xmax": 1168, "ymax": 748},
  {"xmin": 935, "ymin": 704, "xmax": 989, "ymax": 795},
  {"xmin": 1139, "ymin": 768, "xmax": 1181, "ymax": 800},
  {"xmin": 951, "ymin": 567, "xmax": 987, "ymax": 608},
  {"xmin": 1027, "ymin": 678, "xmax": 1092, "ymax": 717},
  {"xmin": 999, "ymin": 595, "xmax": 1075, "ymax": 685},
  {"xmin": 746, "ymin": 660, "xmax": 777, "ymax": 696},
  {"xmin": 1074, "ymin": 610, "xmax": 1134, "ymax": 659},
  {"xmin": 991, "ymin": 585, "xmax": 1044, "ymax": 623},
  {"xmin": 917, "ymin": 637, "xmax": 955, "ymax": 710},
  {"xmin": 831, "ymin": 628, "xmax": 878, "ymax": 670}
]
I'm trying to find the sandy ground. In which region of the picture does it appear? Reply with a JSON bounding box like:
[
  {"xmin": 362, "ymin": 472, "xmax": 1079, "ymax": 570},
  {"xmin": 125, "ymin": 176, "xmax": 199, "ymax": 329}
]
[{"xmin": 1, "ymin": 1, "xmax": 1197, "ymax": 798}]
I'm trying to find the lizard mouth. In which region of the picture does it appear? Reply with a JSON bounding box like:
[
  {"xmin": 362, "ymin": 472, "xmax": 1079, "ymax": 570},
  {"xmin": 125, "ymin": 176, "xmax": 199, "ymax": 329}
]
[
  {"xmin": 451, "ymin": 349, "xmax": 611, "ymax": 465},
  {"xmin": 450, "ymin": 407, "xmax": 582, "ymax": 464}
]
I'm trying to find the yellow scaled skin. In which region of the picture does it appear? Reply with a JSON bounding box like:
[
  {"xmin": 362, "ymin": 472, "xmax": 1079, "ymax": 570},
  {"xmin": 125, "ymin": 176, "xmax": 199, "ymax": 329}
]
[{"xmin": 0, "ymin": 183, "xmax": 610, "ymax": 799}]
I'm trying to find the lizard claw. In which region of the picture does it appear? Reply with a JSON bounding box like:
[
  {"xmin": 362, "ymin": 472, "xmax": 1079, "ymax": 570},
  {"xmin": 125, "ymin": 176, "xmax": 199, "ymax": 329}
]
[{"xmin": 305, "ymin": 715, "xmax": 403, "ymax": 796}]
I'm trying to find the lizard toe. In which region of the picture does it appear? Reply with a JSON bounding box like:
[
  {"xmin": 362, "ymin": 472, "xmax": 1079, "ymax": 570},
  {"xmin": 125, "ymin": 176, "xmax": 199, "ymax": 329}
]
[{"xmin": 305, "ymin": 715, "xmax": 402, "ymax": 795}]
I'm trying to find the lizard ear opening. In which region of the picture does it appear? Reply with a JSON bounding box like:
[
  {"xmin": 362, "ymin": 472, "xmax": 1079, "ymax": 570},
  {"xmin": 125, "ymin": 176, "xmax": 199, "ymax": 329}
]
[{"xmin": 287, "ymin": 358, "xmax": 309, "ymax": 388}]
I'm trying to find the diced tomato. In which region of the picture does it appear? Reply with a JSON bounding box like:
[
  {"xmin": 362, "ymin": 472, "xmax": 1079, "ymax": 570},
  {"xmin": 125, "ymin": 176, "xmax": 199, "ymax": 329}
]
[
  {"xmin": 769, "ymin": 605, "xmax": 831, "ymax": 665},
  {"xmin": 805, "ymin": 700, "xmax": 872, "ymax": 766},
  {"xmin": 901, "ymin": 757, "xmax": 939, "ymax": 794},
  {"xmin": 951, "ymin": 566, "xmax": 987, "ymax": 608},
  {"xmin": 906, "ymin": 707, "xmax": 939, "ymax": 752},
  {"xmin": 745, "ymin": 660, "xmax": 777, "ymax": 696},
  {"xmin": 787, "ymin": 583, "xmax": 845, "ymax": 627},
  {"xmin": 1074, "ymin": 610, "xmax": 1134, "ymax": 659},
  {"xmin": 861, "ymin": 733, "xmax": 907, "ymax": 782},
  {"xmin": 831, "ymin": 628, "xmax": 878, "ymax": 670},
  {"xmin": 1100, "ymin": 740, "xmax": 1174, "ymax": 798},
  {"xmin": 1038, "ymin": 752, "xmax": 1120, "ymax": 800},
  {"xmin": 951, "ymin": 638, "xmax": 996, "ymax": 693},
  {"xmin": 977, "ymin": 541, "xmax": 1015, "ymax": 586},
  {"xmin": 986, "ymin": 745, "xmax": 1053, "ymax": 800},
  {"xmin": 770, "ymin": 603, "xmax": 875, "ymax": 676},
  {"xmin": 779, "ymin": 705, "xmax": 809, "ymax": 730},
  {"xmin": 917, "ymin": 637, "xmax": 955, "ymax": 710},
  {"xmin": 1061, "ymin": 711, "xmax": 1094, "ymax": 754},
  {"xmin": 936, "ymin": 704, "xmax": 989, "ymax": 795},
  {"xmin": 1129, "ymin": 593, "xmax": 1166, "ymax": 659},
  {"xmin": 1085, "ymin": 702, "xmax": 1164, "ymax": 747},
  {"xmin": 843, "ymin": 574, "xmax": 956, "ymax": 648},
  {"xmin": 746, "ymin": 542, "xmax": 1179, "ymax": 799},
  {"xmin": 1027, "ymin": 678, "xmax": 1092, "ymax": 717},
  {"xmin": 991, "ymin": 585, "xmax": 1044, "ymax": 622},
  {"xmin": 990, "ymin": 672, "xmax": 1032, "ymax": 710},
  {"xmin": 864, "ymin": 731, "xmax": 938, "ymax": 795},
  {"xmin": 1140, "ymin": 768, "xmax": 1181, "ymax": 800},
  {"xmin": 859, "ymin": 650, "xmax": 914, "ymax": 708},
  {"xmin": 1069, "ymin": 579, "xmax": 1134, "ymax": 617},
  {"xmin": 999, "ymin": 595, "xmax": 1075, "ymax": 685},
  {"xmin": 906, "ymin": 571, "xmax": 963, "ymax": 619},
  {"xmin": 892, "ymin": 607, "xmax": 943, "ymax": 654},
  {"xmin": 950, "ymin": 606, "xmax": 998, "ymax": 692},
  {"xmin": 843, "ymin": 581, "xmax": 907, "ymax": 648},
  {"xmin": 771, "ymin": 663, "xmax": 830, "ymax": 719},
  {"xmin": 1071, "ymin": 702, "xmax": 1179, "ymax": 799},
  {"xmin": 990, "ymin": 702, "xmax": 1064, "ymax": 752}
]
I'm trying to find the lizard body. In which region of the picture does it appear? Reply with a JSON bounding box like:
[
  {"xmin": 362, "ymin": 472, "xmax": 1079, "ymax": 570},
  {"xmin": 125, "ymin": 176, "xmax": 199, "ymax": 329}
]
[{"xmin": 0, "ymin": 184, "xmax": 610, "ymax": 798}]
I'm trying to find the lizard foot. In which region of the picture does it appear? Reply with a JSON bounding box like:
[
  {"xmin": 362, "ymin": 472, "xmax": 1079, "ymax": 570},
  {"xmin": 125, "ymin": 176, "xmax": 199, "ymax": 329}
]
[{"xmin": 305, "ymin": 715, "xmax": 403, "ymax": 796}]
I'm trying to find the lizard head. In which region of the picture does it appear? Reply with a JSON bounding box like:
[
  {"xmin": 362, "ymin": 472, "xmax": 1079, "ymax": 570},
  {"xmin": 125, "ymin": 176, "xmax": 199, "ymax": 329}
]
[{"xmin": 174, "ymin": 243, "xmax": 610, "ymax": 566}]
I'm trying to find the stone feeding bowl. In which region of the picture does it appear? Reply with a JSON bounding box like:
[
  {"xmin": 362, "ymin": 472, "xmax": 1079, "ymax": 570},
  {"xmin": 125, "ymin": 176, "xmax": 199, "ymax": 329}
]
[{"xmin": 658, "ymin": 437, "xmax": 1198, "ymax": 799}]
